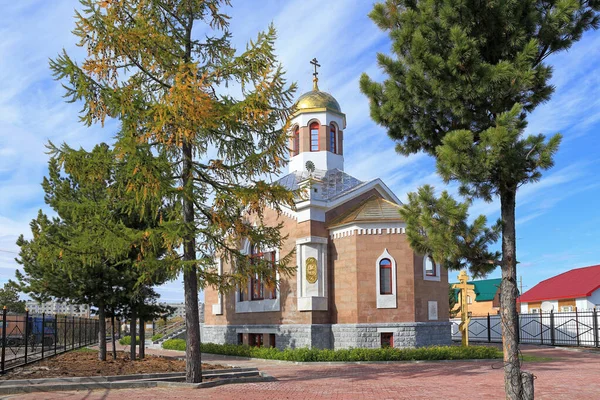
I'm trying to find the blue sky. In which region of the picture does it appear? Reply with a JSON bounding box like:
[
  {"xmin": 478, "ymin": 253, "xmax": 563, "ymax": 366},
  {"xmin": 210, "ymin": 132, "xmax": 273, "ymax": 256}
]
[{"xmin": 1, "ymin": 1, "xmax": 599, "ymax": 302}]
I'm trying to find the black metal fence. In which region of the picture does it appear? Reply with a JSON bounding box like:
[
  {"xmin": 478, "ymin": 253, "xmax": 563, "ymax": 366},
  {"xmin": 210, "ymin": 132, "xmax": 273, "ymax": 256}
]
[
  {"xmin": 0, "ymin": 308, "xmax": 104, "ymax": 374},
  {"xmin": 451, "ymin": 309, "xmax": 600, "ymax": 347}
]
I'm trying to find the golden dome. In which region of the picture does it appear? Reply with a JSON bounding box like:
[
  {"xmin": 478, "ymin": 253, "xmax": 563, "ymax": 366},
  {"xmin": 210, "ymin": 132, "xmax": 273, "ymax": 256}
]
[{"xmin": 295, "ymin": 89, "xmax": 342, "ymax": 114}]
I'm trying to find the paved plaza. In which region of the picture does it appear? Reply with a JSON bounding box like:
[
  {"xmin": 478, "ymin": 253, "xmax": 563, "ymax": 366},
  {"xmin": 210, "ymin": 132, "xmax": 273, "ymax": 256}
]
[{"xmin": 7, "ymin": 345, "xmax": 600, "ymax": 399}]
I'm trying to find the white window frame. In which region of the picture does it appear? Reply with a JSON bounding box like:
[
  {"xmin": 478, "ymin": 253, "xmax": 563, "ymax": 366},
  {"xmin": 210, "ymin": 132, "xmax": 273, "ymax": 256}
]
[
  {"xmin": 235, "ymin": 239, "xmax": 281, "ymax": 313},
  {"xmin": 423, "ymin": 254, "xmax": 441, "ymax": 282},
  {"xmin": 376, "ymin": 248, "xmax": 397, "ymax": 309}
]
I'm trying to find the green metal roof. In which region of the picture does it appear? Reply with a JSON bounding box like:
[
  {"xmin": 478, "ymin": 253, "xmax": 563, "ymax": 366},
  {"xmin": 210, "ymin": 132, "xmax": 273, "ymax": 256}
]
[{"xmin": 451, "ymin": 278, "xmax": 502, "ymax": 302}]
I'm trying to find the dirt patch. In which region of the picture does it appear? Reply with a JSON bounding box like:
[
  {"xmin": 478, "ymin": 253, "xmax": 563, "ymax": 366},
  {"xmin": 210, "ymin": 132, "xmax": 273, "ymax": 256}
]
[{"xmin": 0, "ymin": 349, "xmax": 229, "ymax": 380}]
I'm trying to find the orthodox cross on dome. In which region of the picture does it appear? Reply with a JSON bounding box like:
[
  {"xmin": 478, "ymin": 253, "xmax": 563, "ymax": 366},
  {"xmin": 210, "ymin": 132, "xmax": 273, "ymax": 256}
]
[{"xmin": 310, "ymin": 57, "xmax": 320, "ymax": 90}]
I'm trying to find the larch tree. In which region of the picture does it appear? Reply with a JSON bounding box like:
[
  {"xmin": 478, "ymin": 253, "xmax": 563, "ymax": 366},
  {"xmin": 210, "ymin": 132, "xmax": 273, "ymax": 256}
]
[
  {"xmin": 50, "ymin": 0, "xmax": 297, "ymax": 382},
  {"xmin": 360, "ymin": 1, "xmax": 599, "ymax": 398}
]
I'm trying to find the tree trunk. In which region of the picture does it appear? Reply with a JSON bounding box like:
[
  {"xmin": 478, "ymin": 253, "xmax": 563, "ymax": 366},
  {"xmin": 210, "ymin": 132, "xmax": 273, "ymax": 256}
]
[
  {"xmin": 182, "ymin": 138, "xmax": 202, "ymax": 383},
  {"xmin": 139, "ymin": 318, "xmax": 145, "ymax": 359},
  {"xmin": 130, "ymin": 310, "xmax": 136, "ymax": 361},
  {"xmin": 179, "ymin": 7, "xmax": 201, "ymax": 384},
  {"xmin": 500, "ymin": 190, "xmax": 533, "ymax": 400},
  {"xmin": 97, "ymin": 303, "xmax": 106, "ymax": 361},
  {"xmin": 111, "ymin": 312, "xmax": 117, "ymax": 360}
]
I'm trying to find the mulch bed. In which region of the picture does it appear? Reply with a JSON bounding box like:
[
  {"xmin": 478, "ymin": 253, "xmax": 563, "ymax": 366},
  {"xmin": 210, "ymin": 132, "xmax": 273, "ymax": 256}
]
[{"xmin": 0, "ymin": 350, "xmax": 229, "ymax": 380}]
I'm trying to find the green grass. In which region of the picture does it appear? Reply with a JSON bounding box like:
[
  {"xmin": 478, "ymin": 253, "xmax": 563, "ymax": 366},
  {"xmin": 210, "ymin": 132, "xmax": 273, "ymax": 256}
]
[
  {"xmin": 162, "ymin": 341, "xmax": 502, "ymax": 362},
  {"xmin": 118, "ymin": 335, "xmax": 140, "ymax": 345},
  {"xmin": 73, "ymin": 347, "xmax": 97, "ymax": 353}
]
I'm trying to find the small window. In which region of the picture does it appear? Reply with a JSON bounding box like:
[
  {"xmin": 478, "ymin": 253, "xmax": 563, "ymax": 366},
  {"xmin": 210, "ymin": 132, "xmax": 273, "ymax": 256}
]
[
  {"xmin": 249, "ymin": 333, "xmax": 263, "ymax": 347},
  {"xmin": 424, "ymin": 255, "xmax": 437, "ymax": 276},
  {"xmin": 310, "ymin": 122, "xmax": 319, "ymax": 151},
  {"xmin": 379, "ymin": 259, "xmax": 393, "ymax": 295},
  {"xmin": 329, "ymin": 124, "xmax": 336, "ymax": 153},
  {"xmin": 269, "ymin": 333, "xmax": 276, "ymax": 348},
  {"xmin": 381, "ymin": 332, "xmax": 393, "ymax": 348},
  {"xmin": 467, "ymin": 295, "xmax": 472, "ymax": 304},
  {"xmin": 292, "ymin": 127, "xmax": 300, "ymax": 156}
]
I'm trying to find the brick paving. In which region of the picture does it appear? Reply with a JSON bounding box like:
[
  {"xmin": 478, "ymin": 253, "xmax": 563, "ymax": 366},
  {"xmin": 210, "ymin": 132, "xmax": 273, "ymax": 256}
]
[{"xmin": 6, "ymin": 345, "xmax": 600, "ymax": 399}]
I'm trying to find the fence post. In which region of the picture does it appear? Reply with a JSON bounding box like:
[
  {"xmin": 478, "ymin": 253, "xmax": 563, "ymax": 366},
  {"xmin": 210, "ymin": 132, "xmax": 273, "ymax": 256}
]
[
  {"xmin": 487, "ymin": 313, "xmax": 491, "ymax": 343},
  {"xmin": 539, "ymin": 309, "xmax": 544, "ymax": 345},
  {"xmin": 516, "ymin": 312, "xmax": 520, "ymax": 344},
  {"xmin": 575, "ymin": 307, "xmax": 580, "ymax": 347},
  {"xmin": 593, "ymin": 308, "xmax": 599, "ymax": 348},
  {"xmin": 72, "ymin": 316, "xmax": 75, "ymax": 350},
  {"xmin": 78, "ymin": 318, "xmax": 82, "ymax": 347},
  {"xmin": 1, "ymin": 306, "xmax": 7, "ymax": 373},
  {"xmin": 550, "ymin": 310, "xmax": 555, "ymax": 346},
  {"xmin": 64, "ymin": 315, "xmax": 68, "ymax": 352},
  {"xmin": 54, "ymin": 315, "xmax": 57, "ymax": 355},
  {"xmin": 24, "ymin": 309, "xmax": 29, "ymax": 364},
  {"xmin": 41, "ymin": 313, "xmax": 45, "ymax": 360}
]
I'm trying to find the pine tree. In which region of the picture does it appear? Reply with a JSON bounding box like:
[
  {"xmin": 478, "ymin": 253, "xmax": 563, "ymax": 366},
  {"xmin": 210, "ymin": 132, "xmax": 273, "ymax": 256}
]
[
  {"xmin": 361, "ymin": 1, "xmax": 599, "ymax": 398},
  {"xmin": 15, "ymin": 143, "xmax": 171, "ymax": 361},
  {"xmin": 0, "ymin": 283, "xmax": 26, "ymax": 313},
  {"xmin": 49, "ymin": 1, "xmax": 296, "ymax": 382}
]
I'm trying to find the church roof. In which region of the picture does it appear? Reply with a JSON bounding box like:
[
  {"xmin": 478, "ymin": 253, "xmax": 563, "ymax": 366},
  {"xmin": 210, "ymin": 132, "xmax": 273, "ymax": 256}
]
[
  {"xmin": 276, "ymin": 169, "xmax": 370, "ymax": 201},
  {"xmin": 294, "ymin": 89, "xmax": 342, "ymax": 114},
  {"xmin": 327, "ymin": 195, "xmax": 403, "ymax": 228}
]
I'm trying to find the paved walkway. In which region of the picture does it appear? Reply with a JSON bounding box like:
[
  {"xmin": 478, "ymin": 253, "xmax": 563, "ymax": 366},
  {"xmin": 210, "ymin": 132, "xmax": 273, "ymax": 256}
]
[{"xmin": 7, "ymin": 345, "xmax": 600, "ymax": 399}]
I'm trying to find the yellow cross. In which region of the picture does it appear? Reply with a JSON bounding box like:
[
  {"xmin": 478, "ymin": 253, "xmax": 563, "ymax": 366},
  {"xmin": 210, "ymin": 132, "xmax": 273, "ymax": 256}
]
[{"xmin": 452, "ymin": 270, "xmax": 475, "ymax": 346}]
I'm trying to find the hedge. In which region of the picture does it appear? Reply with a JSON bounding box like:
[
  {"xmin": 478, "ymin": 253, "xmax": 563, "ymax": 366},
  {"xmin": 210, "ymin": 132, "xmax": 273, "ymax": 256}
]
[
  {"xmin": 151, "ymin": 333, "xmax": 164, "ymax": 342},
  {"xmin": 162, "ymin": 341, "xmax": 502, "ymax": 362},
  {"xmin": 119, "ymin": 335, "xmax": 140, "ymax": 345},
  {"xmin": 162, "ymin": 338, "xmax": 186, "ymax": 351}
]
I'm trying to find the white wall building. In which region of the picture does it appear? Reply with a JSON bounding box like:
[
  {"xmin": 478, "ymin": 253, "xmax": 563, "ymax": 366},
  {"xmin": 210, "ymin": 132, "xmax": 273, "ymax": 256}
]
[{"xmin": 519, "ymin": 264, "xmax": 600, "ymax": 312}]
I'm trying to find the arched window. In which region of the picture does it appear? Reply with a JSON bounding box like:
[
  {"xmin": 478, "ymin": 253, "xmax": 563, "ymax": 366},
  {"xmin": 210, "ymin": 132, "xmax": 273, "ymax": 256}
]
[
  {"xmin": 424, "ymin": 255, "xmax": 437, "ymax": 277},
  {"xmin": 292, "ymin": 127, "xmax": 300, "ymax": 156},
  {"xmin": 329, "ymin": 124, "xmax": 336, "ymax": 153},
  {"xmin": 310, "ymin": 122, "xmax": 319, "ymax": 151},
  {"xmin": 379, "ymin": 258, "xmax": 393, "ymax": 295}
]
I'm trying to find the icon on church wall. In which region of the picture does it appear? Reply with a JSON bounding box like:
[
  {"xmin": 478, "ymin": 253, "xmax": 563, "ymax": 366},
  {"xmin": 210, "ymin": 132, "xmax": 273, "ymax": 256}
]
[{"xmin": 306, "ymin": 257, "xmax": 318, "ymax": 284}]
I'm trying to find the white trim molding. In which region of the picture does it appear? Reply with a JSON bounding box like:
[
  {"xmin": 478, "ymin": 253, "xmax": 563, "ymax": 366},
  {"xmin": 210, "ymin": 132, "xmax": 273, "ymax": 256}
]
[
  {"xmin": 329, "ymin": 222, "xmax": 406, "ymax": 239},
  {"xmin": 376, "ymin": 248, "xmax": 397, "ymax": 309},
  {"xmin": 212, "ymin": 258, "xmax": 224, "ymax": 315}
]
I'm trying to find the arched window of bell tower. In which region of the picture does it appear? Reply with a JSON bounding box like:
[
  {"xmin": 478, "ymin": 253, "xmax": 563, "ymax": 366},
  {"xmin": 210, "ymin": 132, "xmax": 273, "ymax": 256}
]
[
  {"xmin": 292, "ymin": 126, "xmax": 300, "ymax": 156},
  {"xmin": 329, "ymin": 123, "xmax": 337, "ymax": 154},
  {"xmin": 310, "ymin": 121, "xmax": 320, "ymax": 152}
]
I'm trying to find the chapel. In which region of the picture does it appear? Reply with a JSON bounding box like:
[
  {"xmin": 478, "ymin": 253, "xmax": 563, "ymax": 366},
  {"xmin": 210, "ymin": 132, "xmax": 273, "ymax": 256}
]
[{"xmin": 202, "ymin": 64, "xmax": 451, "ymax": 349}]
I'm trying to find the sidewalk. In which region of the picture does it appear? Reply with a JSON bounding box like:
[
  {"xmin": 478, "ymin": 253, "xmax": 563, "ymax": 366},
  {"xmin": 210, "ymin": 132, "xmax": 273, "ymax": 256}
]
[{"xmin": 8, "ymin": 344, "xmax": 600, "ymax": 399}]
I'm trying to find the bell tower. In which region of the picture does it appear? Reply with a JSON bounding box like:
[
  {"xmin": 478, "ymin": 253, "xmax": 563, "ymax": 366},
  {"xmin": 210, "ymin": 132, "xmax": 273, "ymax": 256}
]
[{"xmin": 288, "ymin": 59, "xmax": 346, "ymax": 173}]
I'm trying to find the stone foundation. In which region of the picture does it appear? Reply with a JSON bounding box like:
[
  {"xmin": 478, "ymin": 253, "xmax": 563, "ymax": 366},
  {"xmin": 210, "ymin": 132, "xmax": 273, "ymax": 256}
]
[{"xmin": 201, "ymin": 322, "xmax": 451, "ymax": 350}]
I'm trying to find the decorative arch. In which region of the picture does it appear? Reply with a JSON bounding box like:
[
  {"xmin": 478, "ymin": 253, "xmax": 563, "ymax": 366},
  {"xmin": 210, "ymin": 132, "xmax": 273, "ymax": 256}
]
[{"xmin": 376, "ymin": 248, "xmax": 397, "ymax": 309}]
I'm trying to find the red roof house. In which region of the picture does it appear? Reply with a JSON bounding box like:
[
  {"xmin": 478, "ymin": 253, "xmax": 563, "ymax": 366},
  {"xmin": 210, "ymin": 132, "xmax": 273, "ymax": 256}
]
[{"xmin": 519, "ymin": 265, "xmax": 600, "ymax": 312}]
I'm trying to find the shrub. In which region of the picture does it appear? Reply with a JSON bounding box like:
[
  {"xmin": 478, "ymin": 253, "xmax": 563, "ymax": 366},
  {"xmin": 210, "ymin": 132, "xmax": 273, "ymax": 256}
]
[
  {"xmin": 151, "ymin": 333, "xmax": 164, "ymax": 342},
  {"xmin": 162, "ymin": 338, "xmax": 186, "ymax": 351},
  {"xmin": 169, "ymin": 342, "xmax": 502, "ymax": 362},
  {"xmin": 119, "ymin": 335, "xmax": 140, "ymax": 345}
]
